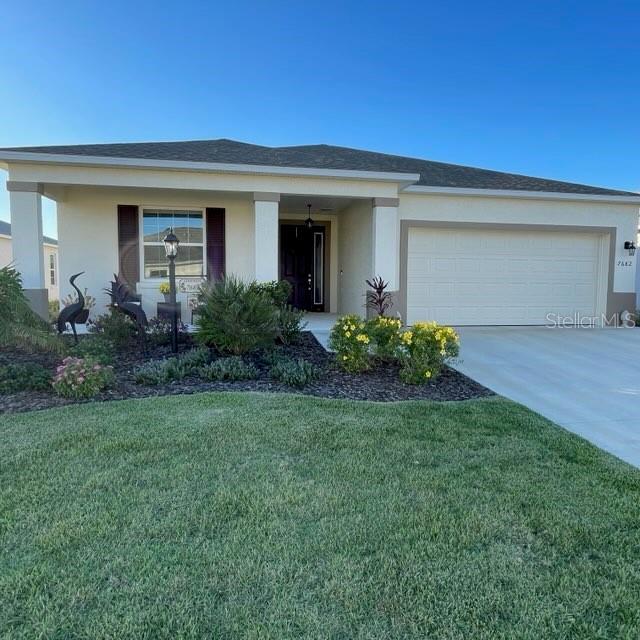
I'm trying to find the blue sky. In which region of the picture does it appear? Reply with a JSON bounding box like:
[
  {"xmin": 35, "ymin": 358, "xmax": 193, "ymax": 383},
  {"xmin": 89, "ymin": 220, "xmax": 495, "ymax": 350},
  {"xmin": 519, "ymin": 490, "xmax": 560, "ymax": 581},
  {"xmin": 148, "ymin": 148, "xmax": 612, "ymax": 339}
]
[{"xmin": 1, "ymin": 0, "xmax": 639, "ymax": 238}]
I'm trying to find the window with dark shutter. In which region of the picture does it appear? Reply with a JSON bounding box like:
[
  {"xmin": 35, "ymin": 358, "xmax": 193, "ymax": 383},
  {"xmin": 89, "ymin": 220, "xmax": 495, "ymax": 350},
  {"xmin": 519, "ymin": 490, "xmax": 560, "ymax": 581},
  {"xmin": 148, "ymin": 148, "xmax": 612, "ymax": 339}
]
[
  {"xmin": 206, "ymin": 208, "xmax": 225, "ymax": 281},
  {"xmin": 117, "ymin": 205, "xmax": 139, "ymax": 287}
]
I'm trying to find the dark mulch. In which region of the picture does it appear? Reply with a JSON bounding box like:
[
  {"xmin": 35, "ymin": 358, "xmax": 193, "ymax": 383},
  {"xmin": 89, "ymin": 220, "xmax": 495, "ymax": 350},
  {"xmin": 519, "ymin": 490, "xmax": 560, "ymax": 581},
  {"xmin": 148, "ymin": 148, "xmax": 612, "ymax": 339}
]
[{"xmin": 0, "ymin": 332, "xmax": 493, "ymax": 414}]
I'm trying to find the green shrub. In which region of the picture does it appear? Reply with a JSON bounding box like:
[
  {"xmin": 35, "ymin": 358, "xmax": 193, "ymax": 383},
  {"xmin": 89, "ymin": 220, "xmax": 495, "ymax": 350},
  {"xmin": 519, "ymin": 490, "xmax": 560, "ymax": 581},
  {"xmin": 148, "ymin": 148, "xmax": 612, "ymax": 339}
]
[
  {"xmin": 366, "ymin": 316, "xmax": 402, "ymax": 361},
  {"xmin": 48, "ymin": 299, "xmax": 60, "ymax": 323},
  {"xmin": 329, "ymin": 314, "xmax": 371, "ymax": 373},
  {"xmin": 0, "ymin": 363, "xmax": 52, "ymax": 393},
  {"xmin": 0, "ymin": 265, "xmax": 62, "ymax": 353},
  {"xmin": 133, "ymin": 348, "xmax": 210, "ymax": 385},
  {"xmin": 398, "ymin": 322, "xmax": 460, "ymax": 384},
  {"xmin": 133, "ymin": 360, "xmax": 168, "ymax": 385},
  {"xmin": 269, "ymin": 357, "xmax": 319, "ymax": 388},
  {"xmin": 277, "ymin": 305, "xmax": 307, "ymax": 345},
  {"xmin": 199, "ymin": 357, "xmax": 258, "ymax": 381},
  {"xmin": 88, "ymin": 309, "xmax": 137, "ymax": 347},
  {"xmin": 146, "ymin": 317, "xmax": 188, "ymax": 346},
  {"xmin": 250, "ymin": 280, "xmax": 292, "ymax": 307},
  {"xmin": 195, "ymin": 276, "xmax": 279, "ymax": 354},
  {"xmin": 52, "ymin": 357, "xmax": 114, "ymax": 398},
  {"xmin": 72, "ymin": 336, "xmax": 115, "ymax": 364}
]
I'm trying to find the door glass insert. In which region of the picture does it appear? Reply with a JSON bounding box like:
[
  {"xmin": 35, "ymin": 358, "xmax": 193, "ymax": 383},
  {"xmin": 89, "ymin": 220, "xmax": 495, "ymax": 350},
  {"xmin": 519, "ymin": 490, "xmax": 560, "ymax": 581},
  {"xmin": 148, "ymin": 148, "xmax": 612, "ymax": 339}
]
[{"xmin": 314, "ymin": 231, "xmax": 324, "ymax": 306}]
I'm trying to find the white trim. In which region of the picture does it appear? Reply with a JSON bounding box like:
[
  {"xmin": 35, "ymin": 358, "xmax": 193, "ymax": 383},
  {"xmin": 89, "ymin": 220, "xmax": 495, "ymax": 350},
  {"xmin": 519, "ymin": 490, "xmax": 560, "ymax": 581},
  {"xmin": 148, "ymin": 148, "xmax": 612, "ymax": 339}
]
[
  {"xmin": 402, "ymin": 184, "xmax": 640, "ymax": 204},
  {"xmin": 0, "ymin": 150, "xmax": 421, "ymax": 185},
  {"xmin": 138, "ymin": 205, "xmax": 207, "ymax": 282}
]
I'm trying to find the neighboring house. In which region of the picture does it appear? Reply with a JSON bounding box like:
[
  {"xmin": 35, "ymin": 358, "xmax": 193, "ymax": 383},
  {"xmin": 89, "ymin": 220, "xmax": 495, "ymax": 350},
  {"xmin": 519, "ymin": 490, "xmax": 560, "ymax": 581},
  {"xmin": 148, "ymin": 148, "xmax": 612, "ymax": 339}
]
[
  {"xmin": 0, "ymin": 139, "xmax": 638, "ymax": 324},
  {"xmin": 0, "ymin": 219, "xmax": 59, "ymax": 301}
]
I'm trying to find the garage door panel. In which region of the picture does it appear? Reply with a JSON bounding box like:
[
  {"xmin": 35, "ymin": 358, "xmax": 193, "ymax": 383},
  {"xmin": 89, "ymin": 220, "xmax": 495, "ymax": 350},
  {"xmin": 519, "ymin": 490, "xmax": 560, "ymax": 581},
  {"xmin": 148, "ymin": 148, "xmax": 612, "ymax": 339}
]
[{"xmin": 406, "ymin": 227, "xmax": 603, "ymax": 326}]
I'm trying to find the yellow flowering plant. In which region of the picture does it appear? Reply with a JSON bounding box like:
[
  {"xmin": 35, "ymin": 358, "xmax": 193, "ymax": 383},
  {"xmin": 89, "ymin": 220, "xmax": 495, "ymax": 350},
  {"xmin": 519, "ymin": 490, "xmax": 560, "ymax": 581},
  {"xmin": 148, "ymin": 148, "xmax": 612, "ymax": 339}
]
[
  {"xmin": 366, "ymin": 315, "xmax": 402, "ymax": 361},
  {"xmin": 398, "ymin": 321, "xmax": 459, "ymax": 384},
  {"xmin": 329, "ymin": 314, "xmax": 371, "ymax": 372}
]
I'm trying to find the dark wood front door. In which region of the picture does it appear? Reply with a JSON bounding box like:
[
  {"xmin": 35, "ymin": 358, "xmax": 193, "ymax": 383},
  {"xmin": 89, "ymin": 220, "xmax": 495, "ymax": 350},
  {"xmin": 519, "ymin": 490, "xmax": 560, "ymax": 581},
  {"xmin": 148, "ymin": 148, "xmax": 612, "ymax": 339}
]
[{"xmin": 280, "ymin": 224, "xmax": 325, "ymax": 311}]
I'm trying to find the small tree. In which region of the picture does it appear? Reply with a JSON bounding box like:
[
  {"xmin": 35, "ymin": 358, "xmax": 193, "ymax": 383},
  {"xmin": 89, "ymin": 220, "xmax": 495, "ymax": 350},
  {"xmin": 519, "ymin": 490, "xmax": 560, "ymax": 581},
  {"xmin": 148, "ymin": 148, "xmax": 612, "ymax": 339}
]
[{"xmin": 365, "ymin": 276, "xmax": 393, "ymax": 317}]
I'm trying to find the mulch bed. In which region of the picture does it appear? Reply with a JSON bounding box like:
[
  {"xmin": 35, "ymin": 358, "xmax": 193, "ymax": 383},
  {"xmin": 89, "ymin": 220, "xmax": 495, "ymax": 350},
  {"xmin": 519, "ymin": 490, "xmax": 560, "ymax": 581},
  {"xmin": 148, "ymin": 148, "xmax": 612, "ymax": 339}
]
[{"xmin": 0, "ymin": 332, "xmax": 494, "ymax": 415}]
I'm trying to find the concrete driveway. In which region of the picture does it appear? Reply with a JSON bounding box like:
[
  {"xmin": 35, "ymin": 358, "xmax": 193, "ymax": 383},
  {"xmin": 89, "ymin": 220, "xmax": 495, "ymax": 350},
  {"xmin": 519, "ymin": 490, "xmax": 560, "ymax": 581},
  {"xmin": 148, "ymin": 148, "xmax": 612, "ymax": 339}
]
[{"xmin": 452, "ymin": 327, "xmax": 640, "ymax": 468}]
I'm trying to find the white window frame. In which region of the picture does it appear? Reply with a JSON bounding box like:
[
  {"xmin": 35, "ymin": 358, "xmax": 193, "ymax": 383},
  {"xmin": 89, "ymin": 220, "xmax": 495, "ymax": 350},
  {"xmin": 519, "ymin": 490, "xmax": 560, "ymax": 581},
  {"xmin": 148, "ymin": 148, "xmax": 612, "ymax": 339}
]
[
  {"xmin": 138, "ymin": 205, "xmax": 207, "ymax": 282},
  {"xmin": 48, "ymin": 252, "xmax": 56, "ymax": 286}
]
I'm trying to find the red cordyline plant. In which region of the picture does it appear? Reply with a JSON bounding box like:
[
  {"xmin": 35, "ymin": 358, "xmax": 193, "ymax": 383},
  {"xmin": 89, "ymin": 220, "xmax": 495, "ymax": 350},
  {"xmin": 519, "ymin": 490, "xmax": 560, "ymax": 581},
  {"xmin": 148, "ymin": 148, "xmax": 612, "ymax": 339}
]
[{"xmin": 365, "ymin": 276, "xmax": 393, "ymax": 317}]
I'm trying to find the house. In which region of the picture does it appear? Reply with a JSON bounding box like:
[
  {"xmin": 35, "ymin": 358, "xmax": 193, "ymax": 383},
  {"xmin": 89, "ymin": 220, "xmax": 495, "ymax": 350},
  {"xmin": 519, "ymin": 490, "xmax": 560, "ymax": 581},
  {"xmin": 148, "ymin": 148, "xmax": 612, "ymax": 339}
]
[
  {"xmin": 0, "ymin": 139, "xmax": 638, "ymax": 325},
  {"xmin": 0, "ymin": 219, "xmax": 59, "ymax": 302}
]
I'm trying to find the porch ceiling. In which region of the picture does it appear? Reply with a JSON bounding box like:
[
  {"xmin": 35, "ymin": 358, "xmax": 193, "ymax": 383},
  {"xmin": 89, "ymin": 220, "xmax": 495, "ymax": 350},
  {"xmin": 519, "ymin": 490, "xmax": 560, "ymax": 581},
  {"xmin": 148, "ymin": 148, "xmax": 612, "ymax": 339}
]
[{"xmin": 278, "ymin": 194, "xmax": 358, "ymax": 215}]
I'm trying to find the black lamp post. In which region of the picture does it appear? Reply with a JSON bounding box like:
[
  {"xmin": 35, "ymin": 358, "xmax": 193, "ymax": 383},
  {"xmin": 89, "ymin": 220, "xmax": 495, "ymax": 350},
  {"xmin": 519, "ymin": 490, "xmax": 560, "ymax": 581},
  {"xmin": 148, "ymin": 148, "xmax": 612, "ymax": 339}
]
[{"xmin": 163, "ymin": 227, "xmax": 180, "ymax": 353}]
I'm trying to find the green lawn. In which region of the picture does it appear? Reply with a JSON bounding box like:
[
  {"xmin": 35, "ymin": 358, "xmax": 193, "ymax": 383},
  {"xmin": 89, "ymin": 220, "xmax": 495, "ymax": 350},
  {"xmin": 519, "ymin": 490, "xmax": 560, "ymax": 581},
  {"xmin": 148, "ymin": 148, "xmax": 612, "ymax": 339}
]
[{"xmin": 1, "ymin": 394, "xmax": 639, "ymax": 639}]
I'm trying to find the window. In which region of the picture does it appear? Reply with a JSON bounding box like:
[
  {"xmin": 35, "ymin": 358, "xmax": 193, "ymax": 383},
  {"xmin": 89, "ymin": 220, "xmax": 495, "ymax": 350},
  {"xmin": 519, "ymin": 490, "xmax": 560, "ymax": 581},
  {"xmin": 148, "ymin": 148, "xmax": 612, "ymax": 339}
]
[
  {"xmin": 49, "ymin": 253, "xmax": 56, "ymax": 286},
  {"xmin": 142, "ymin": 209, "xmax": 204, "ymax": 279}
]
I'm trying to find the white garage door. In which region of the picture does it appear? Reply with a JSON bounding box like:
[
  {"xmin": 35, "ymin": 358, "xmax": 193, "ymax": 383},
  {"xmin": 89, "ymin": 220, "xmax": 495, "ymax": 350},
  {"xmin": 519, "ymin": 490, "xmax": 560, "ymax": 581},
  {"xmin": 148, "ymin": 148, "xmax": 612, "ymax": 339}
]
[{"xmin": 406, "ymin": 227, "xmax": 605, "ymax": 326}]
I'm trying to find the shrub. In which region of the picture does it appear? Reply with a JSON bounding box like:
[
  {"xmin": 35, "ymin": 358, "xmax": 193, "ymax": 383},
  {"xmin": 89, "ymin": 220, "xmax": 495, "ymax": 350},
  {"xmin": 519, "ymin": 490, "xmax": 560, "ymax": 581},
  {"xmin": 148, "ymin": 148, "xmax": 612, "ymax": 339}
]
[
  {"xmin": 329, "ymin": 314, "xmax": 371, "ymax": 373},
  {"xmin": 72, "ymin": 336, "xmax": 115, "ymax": 364},
  {"xmin": 146, "ymin": 317, "xmax": 188, "ymax": 346},
  {"xmin": 365, "ymin": 276, "xmax": 393, "ymax": 316},
  {"xmin": 366, "ymin": 316, "xmax": 402, "ymax": 361},
  {"xmin": 199, "ymin": 356, "xmax": 258, "ymax": 381},
  {"xmin": 48, "ymin": 299, "xmax": 60, "ymax": 323},
  {"xmin": 133, "ymin": 360, "xmax": 169, "ymax": 385},
  {"xmin": 0, "ymin": 363, "xmax": 52, "ymax": 393},
  {"xmin": 270, "ymin": 357, "xmax": 319, "ymax": 388},
  {"xmin": 133, "ymin": 348, "xmax": 210, "ymax": 385},
  {"xmin": 52, "ymin": 357, "xmax": 114, "ymax": 398},
  {"xmin": 278, "ymin": 305, "xmax": 307, "ymax": 345},
  {"xmin": 0, "ymin": 265, "xmax": 62, "ymax": 353},
  {"xmin": 398, "ymin": 322, "xmax": 460, "ymax": 384},
  {"xmin": 195, "ymin": 276, "xmax": 279, "ymax": 354},
  {"xmin": 88, "ymin": 309, "xmax": 137, "ymax": 347},
  {"xmin": 250, "ymin": 280, "xmax": 292, "ymax": 307}
]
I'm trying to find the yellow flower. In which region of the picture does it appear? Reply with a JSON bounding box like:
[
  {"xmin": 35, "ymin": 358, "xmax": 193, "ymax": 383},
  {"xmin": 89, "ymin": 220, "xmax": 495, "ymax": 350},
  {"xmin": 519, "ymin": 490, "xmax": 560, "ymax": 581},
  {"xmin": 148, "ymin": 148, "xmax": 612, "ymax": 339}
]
[
  {"xmin": 350, "ymin": 324, "xmax": 356, "ymax": 331},
  {"xmin": 401, "ymin": 331, "xmax": 413, "ymax": 345},
  {"xmin": 356, "ymin": 334, "xmax": 370, "ymax": 344},
  {"xmin": 345, "ymin": 331, "xmax": 351, "ymax": 338},
  {"xmin": 343, "ymin": 355, "xmax": 348, "ymax": 361},
  {"xmin": 424, "ymin": 370, "xmax": 432, "ymax": 378}
]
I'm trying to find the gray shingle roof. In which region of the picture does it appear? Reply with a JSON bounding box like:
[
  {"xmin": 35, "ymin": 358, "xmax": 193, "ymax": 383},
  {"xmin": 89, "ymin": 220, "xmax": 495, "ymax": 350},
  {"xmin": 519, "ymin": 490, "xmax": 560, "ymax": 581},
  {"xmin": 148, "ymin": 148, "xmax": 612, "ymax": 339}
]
[
  {"xmin": 0, "ymin": 220, "xmax": 57, "ymax": 245},
  {"xmin": 1, "ymin": 138, "xmax": 636, "ymax": 197}
]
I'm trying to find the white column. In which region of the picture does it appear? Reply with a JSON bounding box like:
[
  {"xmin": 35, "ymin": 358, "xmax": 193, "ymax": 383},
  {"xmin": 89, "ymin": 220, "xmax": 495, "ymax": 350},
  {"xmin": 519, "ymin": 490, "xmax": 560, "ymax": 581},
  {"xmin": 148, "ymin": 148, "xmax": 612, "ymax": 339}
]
[
  {"xmin": 372, "ymin": 197, "xmax": 400, "ymax": 290},
  {"xmin": 7, "ymin": 181, "xmax": 48, "ymax": 317},
  {"xmin": 253, "ymin": 192, "xmax": 279, "ymax": 282}
]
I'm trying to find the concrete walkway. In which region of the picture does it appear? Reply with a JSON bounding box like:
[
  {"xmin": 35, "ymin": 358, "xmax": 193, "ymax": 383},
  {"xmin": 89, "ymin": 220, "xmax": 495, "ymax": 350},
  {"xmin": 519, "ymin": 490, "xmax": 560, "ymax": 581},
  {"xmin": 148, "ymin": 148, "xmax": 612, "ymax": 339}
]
[
  {"xmin": 306, "ymin": 312, "xmax": 337, "ymax": 349},
  {"xmin": 453, "ymin": 327, "xmax": 640, "ymax": 468}
]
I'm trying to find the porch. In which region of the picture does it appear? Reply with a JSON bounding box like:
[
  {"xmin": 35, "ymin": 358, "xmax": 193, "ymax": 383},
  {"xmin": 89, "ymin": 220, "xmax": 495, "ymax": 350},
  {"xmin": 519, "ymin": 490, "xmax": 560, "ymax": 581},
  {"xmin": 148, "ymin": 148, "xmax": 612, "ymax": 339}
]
[{"xmin": 7, "ymin": 178, "xmax": 403, "ymax": 322}]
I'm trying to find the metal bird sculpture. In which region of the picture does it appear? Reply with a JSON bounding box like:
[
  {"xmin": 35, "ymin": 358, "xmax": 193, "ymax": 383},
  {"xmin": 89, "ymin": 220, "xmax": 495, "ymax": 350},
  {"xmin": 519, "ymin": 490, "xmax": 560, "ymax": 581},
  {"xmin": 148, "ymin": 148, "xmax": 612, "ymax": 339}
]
[
  {"xmin": 105, "ymin": 274, "xmax": 148, "ymax": 329},
  {"xmin": 57, "ymin": 272, "xmax": 86, "ymax": 344}
]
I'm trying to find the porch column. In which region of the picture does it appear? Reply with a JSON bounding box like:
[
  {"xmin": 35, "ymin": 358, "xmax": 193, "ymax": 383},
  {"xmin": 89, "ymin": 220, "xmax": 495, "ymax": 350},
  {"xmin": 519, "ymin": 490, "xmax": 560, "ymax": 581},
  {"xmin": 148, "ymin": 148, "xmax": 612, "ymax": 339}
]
[
  {"xmin": 7, "ymin": 181, "xmax": 48, "ymax": 318},
  {"xmin": 253, "ymin": 192, "xmax": 280, "ymax": 282},
  {"xmin": 372, "ymin": 197, "xmax": 400, "ymax": 290}
]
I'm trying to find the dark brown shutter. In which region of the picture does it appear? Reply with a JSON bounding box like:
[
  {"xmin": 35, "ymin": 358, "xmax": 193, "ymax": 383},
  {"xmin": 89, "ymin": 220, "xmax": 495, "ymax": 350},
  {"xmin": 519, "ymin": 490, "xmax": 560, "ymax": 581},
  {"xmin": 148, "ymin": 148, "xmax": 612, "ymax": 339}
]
[
  {"xmin": 117, "ymin": 205, "xmax": 139, "ymax": 287},
  {"xmin": 206, "ymin": 208, "xmax": 225, "ymax": 281}
]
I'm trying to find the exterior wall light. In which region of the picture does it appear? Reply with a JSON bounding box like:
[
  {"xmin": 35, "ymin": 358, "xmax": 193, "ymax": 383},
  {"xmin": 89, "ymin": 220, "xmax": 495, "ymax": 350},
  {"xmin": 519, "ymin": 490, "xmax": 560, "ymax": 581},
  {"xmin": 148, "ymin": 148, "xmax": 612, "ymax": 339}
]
[{"xmin": 624, "ymin": 241, "xmax": 636, "ymax": 256}]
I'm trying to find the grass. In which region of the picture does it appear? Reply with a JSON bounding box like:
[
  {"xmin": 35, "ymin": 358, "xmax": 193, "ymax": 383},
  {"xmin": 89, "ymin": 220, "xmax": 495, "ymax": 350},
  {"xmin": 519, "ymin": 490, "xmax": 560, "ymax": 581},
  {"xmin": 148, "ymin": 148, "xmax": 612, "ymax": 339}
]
[{"xmin": 0, "ymin": 393, "xmax": 639, "ymax": 639}]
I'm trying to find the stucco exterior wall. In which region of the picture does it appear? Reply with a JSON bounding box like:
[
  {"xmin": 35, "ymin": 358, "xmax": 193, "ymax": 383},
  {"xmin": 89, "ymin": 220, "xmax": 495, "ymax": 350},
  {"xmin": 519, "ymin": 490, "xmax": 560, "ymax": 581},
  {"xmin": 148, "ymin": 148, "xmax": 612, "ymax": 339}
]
[
  {"xmin": 57, "ymin": 187, "xmax": 255, "ymax": 318},
  {"xmin": 338, "ymin": 199, "xmax": 373, "ymax": 315},
  {"xmin": 399, "ymin": 193, "xmax": 639, "ymax": 296},
  {"xmin": 0, "ymin": 235, "xmax": 11, "ymax": 267}
]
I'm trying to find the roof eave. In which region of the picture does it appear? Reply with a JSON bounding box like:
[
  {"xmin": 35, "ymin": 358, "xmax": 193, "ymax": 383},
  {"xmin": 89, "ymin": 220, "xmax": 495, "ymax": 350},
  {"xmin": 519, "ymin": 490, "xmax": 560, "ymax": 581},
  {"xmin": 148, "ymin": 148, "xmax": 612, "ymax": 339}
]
[
  {"xmin": 0, "ymin": 150, "xmax": 421, "ymax": 186},
  {"xmin": 403, "ymin": 184, "xmax": 640, "ymax": 205}
]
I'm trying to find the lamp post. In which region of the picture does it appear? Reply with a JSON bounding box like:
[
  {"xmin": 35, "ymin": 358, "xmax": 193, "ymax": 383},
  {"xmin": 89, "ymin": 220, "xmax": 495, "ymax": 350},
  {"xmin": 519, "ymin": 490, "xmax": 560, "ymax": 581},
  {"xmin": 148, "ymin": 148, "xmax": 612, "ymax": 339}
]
[{"xmin": 163, "ymin": 228, "xmax": 180, "ymax": 353}]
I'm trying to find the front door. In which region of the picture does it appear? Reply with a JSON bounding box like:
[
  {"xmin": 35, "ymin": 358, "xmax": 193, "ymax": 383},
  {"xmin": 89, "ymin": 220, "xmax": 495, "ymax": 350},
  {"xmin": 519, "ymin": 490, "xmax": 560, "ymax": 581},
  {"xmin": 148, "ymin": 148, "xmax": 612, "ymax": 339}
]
[{"xmin": 280, "ymin": 224, "xmax": 325, "ymax": 311}]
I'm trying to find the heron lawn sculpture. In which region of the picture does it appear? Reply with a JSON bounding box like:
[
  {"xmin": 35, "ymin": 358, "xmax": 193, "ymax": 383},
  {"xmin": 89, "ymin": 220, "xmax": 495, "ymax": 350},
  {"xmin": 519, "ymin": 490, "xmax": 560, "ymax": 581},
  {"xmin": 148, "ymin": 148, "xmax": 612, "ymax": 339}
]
[
  {"xmin": 105, "ymin": 274, "xmax": 148, "ymax": 348},
  {"xmin": 56, "ymin": 272, "xmax": 87, "ymax": 344}
]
